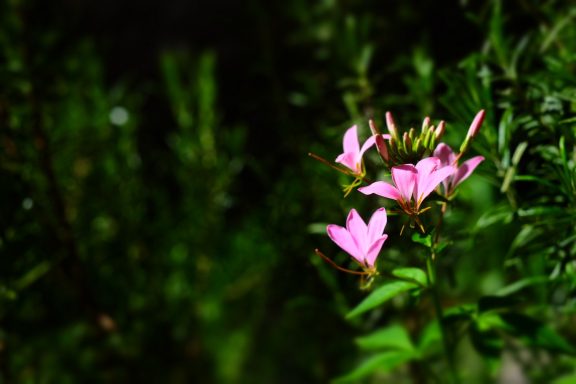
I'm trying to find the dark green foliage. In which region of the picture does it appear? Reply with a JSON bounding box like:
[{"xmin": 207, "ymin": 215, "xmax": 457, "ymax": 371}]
[{"xmin": 1, "ymin": 0, "xmax": 576, "ymax": 383}]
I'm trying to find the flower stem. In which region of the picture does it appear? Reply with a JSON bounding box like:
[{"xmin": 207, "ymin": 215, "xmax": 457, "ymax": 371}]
[{"xmin": 426, "ymin": 248, "xmax": 459, "ymax": 383}]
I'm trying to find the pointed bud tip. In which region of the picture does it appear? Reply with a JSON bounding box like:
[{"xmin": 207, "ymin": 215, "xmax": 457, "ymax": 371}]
[
  {"xmin": 466, "ymin": 110, "xmax": 485, "ymax": 139},
  {"xmin": 385, "ymin": 112, "xmax": 398, "ymax": 137},
  {"xmin": 368, "ymin": 119, "xmax": 380, "ymax": 135},
  {"xmin": 434, "ymin": 120, "xmax": 446, "ymax": 139},
  {"xmin": 421, "ymin": 116, "xmax": 430, "ymax": 131}
]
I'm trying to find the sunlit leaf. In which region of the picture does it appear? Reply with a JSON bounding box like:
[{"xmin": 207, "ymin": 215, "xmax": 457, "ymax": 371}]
[
  {"xmin": 347, "ymin": 281, "xmax": 419, "ymax": 318},
  {"xmin": 355, "ymin": 323, "xmax": 415, "ymax": 352},
  {"xmin": 333, "ymin": 350, "xmax": 416, "ymax": 383},
  {"xmin": 391, "ymin": 267, "xmax": 427, "ymax": 286},
  {"xmin": 411, "ymin": 232, "xmax": 431, "ymax": 248}
]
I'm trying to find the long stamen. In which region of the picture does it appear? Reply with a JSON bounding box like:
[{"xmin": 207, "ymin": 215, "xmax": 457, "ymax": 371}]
[
  {"xmin": 314, "ymin": 249, "xmax": 368, "ymax": 275},
  {"xmin": 418, "ymin": 206, "xmax": 432, "ymax": 214},
  {"xmin": 308, "ymin": 152, "xmax": 355, "ymax": 176}
]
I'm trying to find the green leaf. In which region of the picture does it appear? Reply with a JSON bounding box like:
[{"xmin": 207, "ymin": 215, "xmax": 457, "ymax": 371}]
[
  {"xmin": 509, "ymin": 225, "xmax": 543, "ymax": 254},
  {"xmin": 411, "ymin": 232, "xmax": 431, "ymax": 248},
  {"xmin": 332, "ymin": 350, "xmax": 416, "ymax": 383},
  {"xmin": 417, "ymin": 321, "xmax": 441, "ymax": 355},
  {"xmin": 495, "ymin": 276, "xmax": 549, "ymax": 296},
  {"xmin": 552, "ymin": 372, "xmax": 576, "ymax": 384},
  {"xmin": 470, "ymin": 322, "xmax": 503, "ymax": 357},
  {"xmin": 347, "ymin": 281, "xmax": 419, "ymax": 318},
  {"xmin": 391, "ymin": 267, "xmax": 427, "ymax": 286},
  {"xmin": 517, "ymin": 206, "xmax": 566, "ymax": 218},
  {"xmin": 355, "ymin": 323, "xmax": 415, "ymax": 352},
  {"xmin": 499, "ymin": 313, "xmax": 576, "ymax": 354},
  {"xmin": 476, "ymin": 312, "xmax": 508, "ymax": 332},
  {"xmin": 475, "ymin": 204, "xmax": 514, "ymax": 230}
]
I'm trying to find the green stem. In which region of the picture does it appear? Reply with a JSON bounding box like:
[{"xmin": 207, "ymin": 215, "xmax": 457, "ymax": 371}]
[{"xmin": 426, "ymin": 250, "xmax": 459, "ymax": 384}]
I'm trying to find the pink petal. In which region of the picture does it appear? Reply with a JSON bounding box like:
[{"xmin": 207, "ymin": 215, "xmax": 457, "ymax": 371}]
[
  {"xmin": 359, "ymin": 135, "xmax": 376, "ymax": 158},
  {"xmin": 365, "ymin": 235, "xmax": 388, "ymax": 268},
  {"xmin": 433, "ymin": 144, "xmax": 457, "ymax": 193},
  {"xmin": 346, "ymin": 209, "xmax": 368, "ymax": 254},
  {"xmin": 452, "ymin": 156, "xmax": 484, "ymax": 187},
  {"xmin": 335, "ymin": 152, "xmax": 357, "ymax": 172},
  {"xmin": 415, "ymin": 157, "xmax": 441, "ymax": 177},
  {"xmin": 327, "ymin": 224, "xmax": 363, "ymax": 264},
  {"xmin": 358, "ymin": 181, "xmax": 401, "ymax": 201},
  {"xmin": 342, "ymin": 125, "xmax": 360, "ymax": 155},
  {"xmin": 414, "ymin": 157, "xmax": 441, "ymax": 201},
  {"xmin": 433, "ymin": 143, "xmax": 456, "ymax": 167},
  {"xmin": 367, "ymin": 207, "xmax": 387, "ymax": 244},
  {"xmin": 391, "ymin": 165, "xmax": 417, "ymax": 202},
  {"xmin": 416, "ymin": 165, "xmax": 456, "ymax": 204}
]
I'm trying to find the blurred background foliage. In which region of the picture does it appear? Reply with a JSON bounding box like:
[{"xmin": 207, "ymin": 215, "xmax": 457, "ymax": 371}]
[{"xmin": 0, "ymin": 0, "xmax": 575, "ymax": 382}]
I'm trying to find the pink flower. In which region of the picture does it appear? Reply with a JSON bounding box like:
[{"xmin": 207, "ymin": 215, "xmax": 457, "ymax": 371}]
[
  {"xmin": 327, "ymin": 208, "xmax": 388, "ymax": 271},
  {"xmin": 358, "ymin": 157, "xmax": 455, "ymax": 214},
  {"xmin": 433, "ymin": 143, "xmax": 484, "ymax": 196},
  {"xmin": 335, "ymin": 125, "xmax": 377, "ymax": 176}
]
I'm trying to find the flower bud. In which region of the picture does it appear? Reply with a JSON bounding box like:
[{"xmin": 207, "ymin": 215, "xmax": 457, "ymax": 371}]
[
  {"xmin": 402, "ymin": 131, "xmax": 412, "ymax": 152},
  {"xmin": 466, "ymin": 110, "xmax": 485, "ymax": 140},
  {"xmin": 421, "ymin": 116, "xmax": 430, "ymax": 132},
  {"xmin": 408, "ymin": 127, "xmax": 416, "ymax": 143},
  {"xmin": 434, "ymin": 120, "xmax": 446, "ymax": 140},
  {"xmin": 460, "ymin": 110, "xmax": 486, "ymax": 155},
  {"xmin": 385, "ymin": 111, "xmax": 398, "ymax": 138},
  {"xmin": 369, "ymin": 119, "xmax": 389, "ymax": 162},
  {"xmin": 413, "ymin": 137, "xmax": 422, "ymax": 153}
]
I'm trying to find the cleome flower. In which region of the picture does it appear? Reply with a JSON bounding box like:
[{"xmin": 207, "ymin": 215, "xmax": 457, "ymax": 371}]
[
  {"xmin": 433, "ymin": 143, "xmax": 484, "ymax": 197},
  {"xmin": 336, "ymin": 125, "xmax": 386, "ymax": 177},
  {"xmin": 324, "ymin": 207, "xmax": 388, "ymax": 278},
  {"xmin": 358, "ymin": 157, "xmax": 455, "ymax": 216}
]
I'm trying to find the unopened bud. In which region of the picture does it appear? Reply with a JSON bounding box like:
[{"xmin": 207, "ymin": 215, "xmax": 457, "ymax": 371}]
[
  {"xmin": 408, "ymin": 127, "xmax": 416, "ymax": 142},
  {"xmin": 369, "ymin": 119, "xmax": 389, "ymax": 162},
  {"xmin": 434, "ymin": 120, "xmax": 446, "ymax": 140},
  {"xmin": 429, "ymin": 131, "xmax": 437, "ymax": 151},
  {"xmin": 402, "ymin": 131, "xmax": 412, "ymax": 152},
  {"xmin": 466, "ymin": 110, "xmax": 485, "ymax": 140},
  {"xmin": 421, "ymin": 116, "xmax": 430, "ymax": 132},
  {"xmin": 422, "ymin": 126, "xmax": 432, "ymax": 148},
  {"xmin": 385, "ymin": 111, "xmax": 398, "ymax": 138},
  {"xmin": 413, "ymin": 137, "xmax": 422, "ymax": 153}
]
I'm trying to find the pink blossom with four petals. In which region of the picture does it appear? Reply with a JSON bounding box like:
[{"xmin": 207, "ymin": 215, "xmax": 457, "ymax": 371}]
[
  {"xmin": 433, "ymin": 143, "xmax": 484, "ymax": 197},
  {"xmin": 358, "ymin": 157, "xmax": 456, "ymax": 214},
  {"xmin": 335, "ymin": 125, "xmax": 377, "ymax": 176},
  {"xmin": 327, "ymin": 208, "xmax": 388, "ymax": 271}
]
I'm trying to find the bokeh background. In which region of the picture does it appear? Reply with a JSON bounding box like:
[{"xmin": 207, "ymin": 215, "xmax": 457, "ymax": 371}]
[{"xmin": 1, "ymin": 0, "xmax": 576, "ymax": 382}]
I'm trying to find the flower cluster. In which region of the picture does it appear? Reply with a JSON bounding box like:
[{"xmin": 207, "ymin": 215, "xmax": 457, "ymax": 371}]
[{"xmin": 314, "ymin": 110, "xmax": 485, "ymax": 284}]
